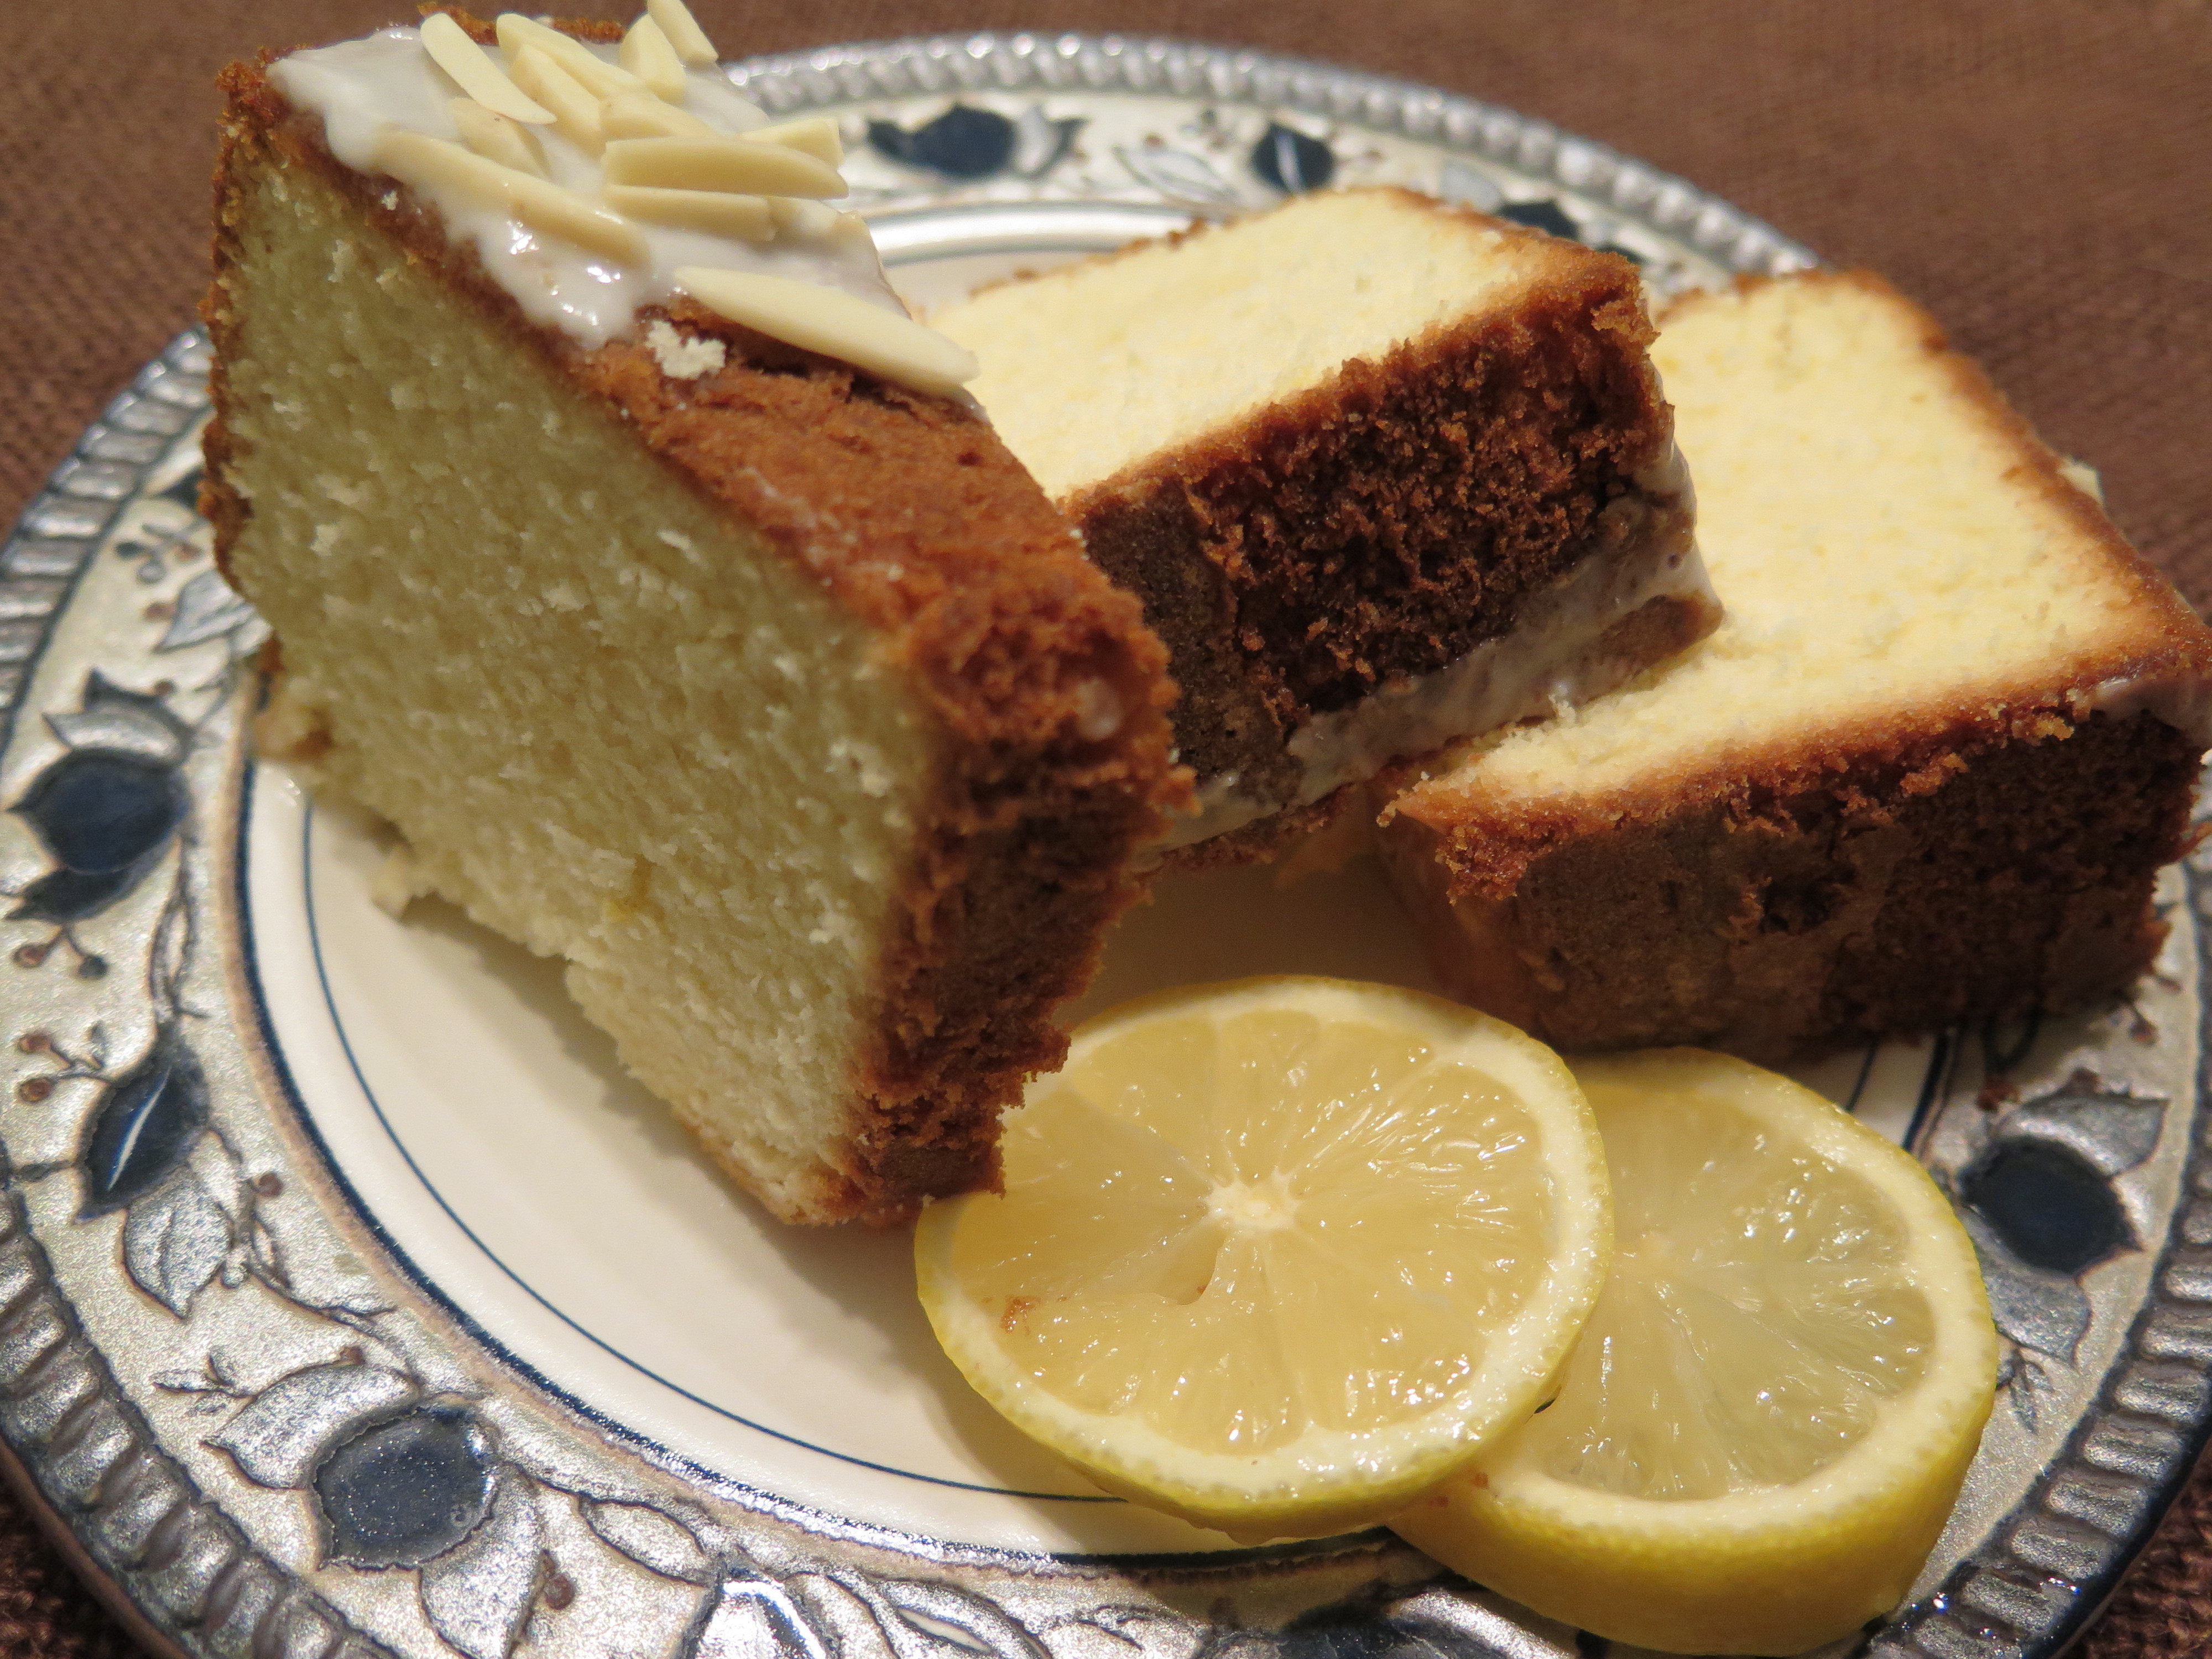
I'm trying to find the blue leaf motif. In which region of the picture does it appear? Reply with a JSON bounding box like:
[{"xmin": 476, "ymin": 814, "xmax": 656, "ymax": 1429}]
[
  {"xmin": 14, "ymin": 749, "xmax": 188, "ymax": 879},
  {"xmin": 1960, "ymin": 1136, "xmax": 2135, "ymax": 1277},
  {"xmin": 10, "ymin": 867, "xmax": 140, "ymax": 928},
  {"xmin": 213, "ymin": 1362, "xmax": 418, "ymax": 1489},
  {"xmin": 868, "ymin": 106, "xmax": 1015, "ymax": 178},
  {"xmin": 75, "ymin": 1027, "xmax": 210, "ymax": 1218},
  {"xmin": 314, "ymin": 1404, "xmax": 495, "ymax": 1568},
  {"xmin": 122, "ymin": 1164, "xmax": 230, "ymax": 1316},
  {"xmin": 420, "ymin": 1467, "xmax": 545, "ymax": 1659},
  {"xmin": 13, "ymin": 675, "xmax": 192, "ymax": 911},
  {"xmin": 1250, "ymin": 124, "xmax": 1334, "ymax": 194}
]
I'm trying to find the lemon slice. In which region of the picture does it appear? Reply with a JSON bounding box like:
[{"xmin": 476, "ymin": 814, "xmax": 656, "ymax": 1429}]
[
  {"xmin": 915, "ymin": 977, "xmax": 1612, "ymax": 1538},
  {"xmin": 1391, "ymin": 1048, "xmax": 1998, "ymax": 1656}
]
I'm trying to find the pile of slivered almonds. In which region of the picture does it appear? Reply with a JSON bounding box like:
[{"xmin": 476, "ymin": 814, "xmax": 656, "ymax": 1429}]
[{"xmin": 371, "ymin": 1, "xmax": 978, "ymax": 397}]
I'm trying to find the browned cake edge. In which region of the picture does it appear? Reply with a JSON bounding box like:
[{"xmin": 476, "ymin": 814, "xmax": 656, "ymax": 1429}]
[
  {"xmin": 201, "ymin": 31, "xmax": 1186, "ymax": 1225},
  {"xmin": 1063, "ymin": 192, "xmax": 1693, "ymax": 843},
  {"xmin": 1379, "ymin": 711, "xmax": 2201, "ymax": 1062},
  {"xmin": 1375, "ymin": 268, "xmax": 2212, "ymax": 1060}
]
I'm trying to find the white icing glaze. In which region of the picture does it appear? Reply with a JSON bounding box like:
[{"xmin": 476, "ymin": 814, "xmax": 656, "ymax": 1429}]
[
  {"xmin": 269, "ymin": 27, "xmax": 902, "ymax": 348},
  {"xmin": 1154, "ymin": 452, "xmax": 1712, "ymax": 848},
  {"xmin": 2079, "ymin": 675, "xmax": 2212, "ymax": 748}
]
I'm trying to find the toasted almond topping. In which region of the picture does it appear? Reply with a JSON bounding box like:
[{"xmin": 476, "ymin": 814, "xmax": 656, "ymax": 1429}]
[
  {"xmin": 494, "ymin": 14, "xmax": 645, "ymax": 100},
  {"xmin": 604, "ymin": 135, "xmax": 844, "ymax": 199},
  {"xmin": 646, "ymin": 0, "xmax": 720, "ymax": 67},
  {"xmin": 767, "ymin": 197, "xmax": 870, "ymax": 244},
  {"xmin": 449, "ymin": 98, "xmax": 548, "ymax": 176},
  {"xmin": 618, "ymin": 16, "xmax": 690, "ymax": 101},
  {"xmin": 374, "ymin": 129, "xmax": 647, "ymax": 264},
  {"xmin": 508, "ymin": 45, "xmax": 603, "ymax": 153},
  {"xmin": 601, "ymin": 89, "xmax": 714, "ymax": 139},
  {"xmin": 420, "ymin": 12, "xmax": 552, "ymax": 124},
  {"xmin": 748, "ymin": 116, "xmax": 843, "ymax": 166},
  {"xmin": 768, "ymin": 196, "xmax": 830, "ymax": 235},
  {"xmin": 672, "ymin": 267, "xmax": 978, "ymax": 398},
  {"xmin": 604, "ymin": 185, "xmax": 773, "ymax": 240}
]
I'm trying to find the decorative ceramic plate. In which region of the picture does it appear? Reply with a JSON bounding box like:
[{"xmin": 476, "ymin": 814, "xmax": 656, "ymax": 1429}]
[{"xmin": 3, "ymin": 32, "xmax": 2208, "ymax": 1659}]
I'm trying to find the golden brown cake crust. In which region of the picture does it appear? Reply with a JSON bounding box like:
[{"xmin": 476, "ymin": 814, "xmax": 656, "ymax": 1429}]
[
  {"xmin": 202, "ymin": 29, "xmax": 1186, "ymax": 1224},
  {"xmin": 1383, "ymin": 711, "xmax": 2202, "ymax": 1062},
  {"xmin": 1067, "ymin": 199, "xmax": 1678, "ymax": 803}
]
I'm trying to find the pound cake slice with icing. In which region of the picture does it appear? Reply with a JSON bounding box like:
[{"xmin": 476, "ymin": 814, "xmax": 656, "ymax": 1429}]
[
  {"xmin": 202, "ymin": 7, "xmax": 1181, "ymax": 1224},
  {"xmin": 931, "ymin": 188, "xmax": 1718, "ymax": 858},
  {"xmin": 1379, "ymin": 270, "xmax": 2212, "ymax": 1062}
]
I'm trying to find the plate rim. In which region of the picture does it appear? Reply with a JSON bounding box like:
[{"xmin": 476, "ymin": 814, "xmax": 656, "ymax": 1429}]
[{"xmin": 0, "ymin": 29, "xmax": 2201, "ymax": 1659}]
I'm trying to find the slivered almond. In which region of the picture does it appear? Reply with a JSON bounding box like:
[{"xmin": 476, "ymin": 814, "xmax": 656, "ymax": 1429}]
[
  {"xmin": 508, "ymin": 46, "xmax": 603, "ymax": 153},
  {"xmin": 373, "ymin": 129, "xmax": 646, "ymax": 264},
  {"xmin": 748, "ymin": 116, "xmax": 842, "ymax": 166},
  {"xmin": 419, "ymin": 12, "xmax": 551, "ymax": 124},
  {"xmin": 601, "ymin": 90, "xmax": 715, "ymax": 140},
  {"xmin": 604, "ymin": 135, "xmax": 844, "ymax": 199},
  {"xmin": 450, "ymin": 98, "xmax": 547, "ymax": 176},
  {"xmin": 767, "ymin": 197, "xmax": 869, "ymax": 244},
  {"xmin": 494, "ymin": 14, "xmax": 645, "ymax": 100},
  {"xmin": 604, "ymin": 185, "xmax": 772, "ymax": 239},
  {"xmin": 673, "ymin": 267, "xmax": 978, "ymax": 398},
  {"xmin": 619, "ymin": 16, "xmax": 690, "ymax": 101},
  {"xmin": 646, "ymin": 0, "xmax": 720, "ymax": 66}
]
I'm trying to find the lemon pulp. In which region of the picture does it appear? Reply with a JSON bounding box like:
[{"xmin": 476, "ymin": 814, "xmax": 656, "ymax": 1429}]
[
  {"xmin": 917, "ymin": 977, "xmax": 1611, "ymax": 1537},
  {"xmin": 1392, "ymin": 1048, "xmax": 1997, "ymax": 1655}
]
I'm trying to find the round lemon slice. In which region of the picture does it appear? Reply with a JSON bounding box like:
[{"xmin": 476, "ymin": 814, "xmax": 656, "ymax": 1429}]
[
  {"xmin": 1391, "ymin": 1048, "xmax": 1999, "ymax": 1656},
  {"xmin": 915, "ymin": 977, "xmax": 1612, "ymax": 1539}
]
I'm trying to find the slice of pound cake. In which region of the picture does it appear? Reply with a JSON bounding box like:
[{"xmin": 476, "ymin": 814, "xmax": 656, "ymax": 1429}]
[
  {"xmin": 203, "ymin": 7, "xmax": 1181, "ymax": 1223},
  {"xmin": 931, "ymin": 189, "xmax": 1718, "ymax": 858},
  {"xmin": 1379, "ymin": 270, "xmax": 2212, "ymax": 1061}
]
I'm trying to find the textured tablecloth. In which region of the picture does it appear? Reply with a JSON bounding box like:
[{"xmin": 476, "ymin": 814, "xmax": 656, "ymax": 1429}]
[{"xmin": 3, "ymin": 2, "xmax": 2210, "ymax": 1655}]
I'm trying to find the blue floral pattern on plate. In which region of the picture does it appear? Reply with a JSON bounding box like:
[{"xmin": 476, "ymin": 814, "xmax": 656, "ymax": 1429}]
[{"xmin": 0, "ymin": 34, "xmax": 2198, "ymax": 1659}]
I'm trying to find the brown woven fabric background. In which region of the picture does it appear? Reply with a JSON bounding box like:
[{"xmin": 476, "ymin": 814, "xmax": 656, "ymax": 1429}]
[{"xmin": 3, "ymin": 1, "xmax": 2211, "ymax": 1654}]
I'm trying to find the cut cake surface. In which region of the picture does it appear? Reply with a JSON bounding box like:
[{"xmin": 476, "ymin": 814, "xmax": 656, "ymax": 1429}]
[
  {"xmin": 1380, "ymin": 269, "xmax": 2212, "ymax": 1061},
  {"xmin": 932, "ymin": 189, "xmax": 1719, "ymax": 857},
  {"xmin": 202, "ymin": 34, "xmax": 1181, "ymax": 1224}
]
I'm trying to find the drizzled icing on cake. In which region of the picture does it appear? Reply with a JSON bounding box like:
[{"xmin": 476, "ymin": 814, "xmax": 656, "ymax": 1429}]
[
  {"xmin": 269, "ymin": 7, "xmax": 976, "ymax": 396},
  {"xmin": 1155, "ymin": 447, "xmax": 1712, "ymax": 849}
]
